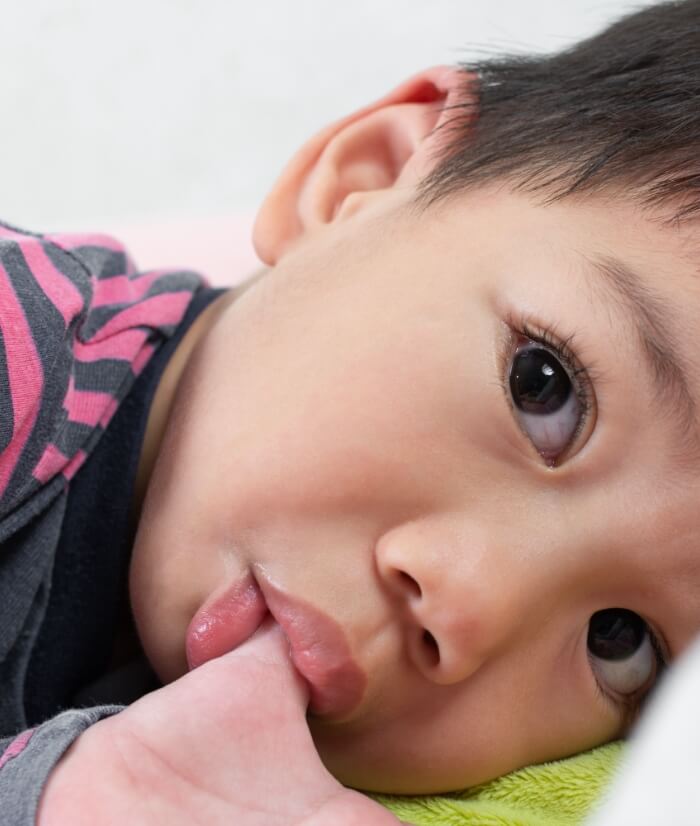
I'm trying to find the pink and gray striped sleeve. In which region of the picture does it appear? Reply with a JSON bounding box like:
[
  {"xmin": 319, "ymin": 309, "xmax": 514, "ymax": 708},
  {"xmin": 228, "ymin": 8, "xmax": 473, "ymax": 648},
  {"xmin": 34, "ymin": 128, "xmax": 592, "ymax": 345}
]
[
  {"xmin": 0, "ymin": 220, "xmax": 205, "ymax": 825},
  {"xmin": 0, "ymin": 706, "xmax": 126, "ymax": 823},
  {"xmin": 0, "ymin": 221, "xmax": 203, "ymax": 525}
]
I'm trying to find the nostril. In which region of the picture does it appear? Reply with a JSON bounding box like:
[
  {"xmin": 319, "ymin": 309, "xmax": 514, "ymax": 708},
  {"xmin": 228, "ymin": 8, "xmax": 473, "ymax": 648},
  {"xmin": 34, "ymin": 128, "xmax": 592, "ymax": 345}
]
[
  {"xmin": 398, "ymin": 570, "xmax": 422, "ymax": 599},
  {"xmin": 422, "ymin": 629, "xmax": 440, "ymax": 666}
]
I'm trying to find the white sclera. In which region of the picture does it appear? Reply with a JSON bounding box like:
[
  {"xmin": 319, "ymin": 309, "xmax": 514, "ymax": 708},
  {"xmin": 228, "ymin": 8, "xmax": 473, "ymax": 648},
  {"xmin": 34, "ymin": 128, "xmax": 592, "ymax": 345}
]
[
  {"xmin": 591, "ymin": 632, "xmax": 655, "ymax": 694},
  {"xmin": 516, "ymin": 388, "xmax": 580, "ymax": 455}
]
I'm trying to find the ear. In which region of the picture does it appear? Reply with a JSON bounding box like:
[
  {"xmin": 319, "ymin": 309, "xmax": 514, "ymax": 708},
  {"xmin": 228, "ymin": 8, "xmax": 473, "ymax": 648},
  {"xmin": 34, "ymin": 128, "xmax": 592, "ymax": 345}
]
[{"xmin": 252, "ymin": 66, "xmax": 475, "ymax": 265}]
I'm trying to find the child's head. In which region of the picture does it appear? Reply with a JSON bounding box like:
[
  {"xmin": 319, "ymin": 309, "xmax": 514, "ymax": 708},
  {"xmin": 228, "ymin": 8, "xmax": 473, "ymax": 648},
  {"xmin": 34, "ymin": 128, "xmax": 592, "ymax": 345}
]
[{"xmin": 128, "ymin": 0, "xmax": 700, "ymax": 794}]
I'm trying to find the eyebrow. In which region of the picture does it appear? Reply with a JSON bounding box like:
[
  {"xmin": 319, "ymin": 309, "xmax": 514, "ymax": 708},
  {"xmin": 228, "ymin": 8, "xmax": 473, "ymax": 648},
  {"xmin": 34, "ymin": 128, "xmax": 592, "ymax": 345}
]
[{"xmin": 579, "ymin": 253, "xmax": 700, "ymax": 465}]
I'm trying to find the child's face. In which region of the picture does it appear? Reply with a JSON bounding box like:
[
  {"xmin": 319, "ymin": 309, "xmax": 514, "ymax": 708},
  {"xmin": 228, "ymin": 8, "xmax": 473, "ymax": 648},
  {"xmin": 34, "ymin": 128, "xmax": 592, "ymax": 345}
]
[{"xmin": 129, "ymin": 180, "xmax": 700, "ymax": 793}]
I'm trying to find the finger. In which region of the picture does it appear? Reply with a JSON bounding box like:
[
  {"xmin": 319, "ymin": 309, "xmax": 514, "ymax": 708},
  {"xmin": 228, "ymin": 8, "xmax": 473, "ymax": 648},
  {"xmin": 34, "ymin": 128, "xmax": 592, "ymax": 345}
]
[
  {"xmin": 233, "ymin": 613, "xmax": 294, "ymax": 666},
  {"xmin": 212, "ymin": 613, "xmax": 311, "ymax": 708},
  {"xmin": 113, "ymin": 619, "xmax": 314, "ymax": 787}
]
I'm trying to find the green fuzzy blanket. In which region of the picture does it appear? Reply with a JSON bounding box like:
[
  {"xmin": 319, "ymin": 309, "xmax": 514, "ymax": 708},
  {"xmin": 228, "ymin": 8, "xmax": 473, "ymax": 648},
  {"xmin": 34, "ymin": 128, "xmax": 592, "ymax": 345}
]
[{"xmin": 371, "ymin": 741, "xmax": 623, "ymax": 826}]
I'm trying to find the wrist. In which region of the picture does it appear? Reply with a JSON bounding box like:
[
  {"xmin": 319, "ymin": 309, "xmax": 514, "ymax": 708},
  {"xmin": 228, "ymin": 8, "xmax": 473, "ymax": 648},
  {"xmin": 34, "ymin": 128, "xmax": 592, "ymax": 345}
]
[{"xmin": 35, "ymin": 718, "xmax": 119, "ymax": 826}]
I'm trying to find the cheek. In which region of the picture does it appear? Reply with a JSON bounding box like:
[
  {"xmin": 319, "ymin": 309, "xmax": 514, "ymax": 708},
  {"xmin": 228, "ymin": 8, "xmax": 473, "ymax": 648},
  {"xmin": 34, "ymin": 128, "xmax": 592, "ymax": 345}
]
[
  {"xmin": 190, "ymin": 278, "xmax": 502, "ymax": 530},
  {"xmin": 309, "ymin": 640, "xmax": 621, "ymax": 794},
  {"xmin": 309, "ymin": 681, "xmax": 540, "ymax": 793}
]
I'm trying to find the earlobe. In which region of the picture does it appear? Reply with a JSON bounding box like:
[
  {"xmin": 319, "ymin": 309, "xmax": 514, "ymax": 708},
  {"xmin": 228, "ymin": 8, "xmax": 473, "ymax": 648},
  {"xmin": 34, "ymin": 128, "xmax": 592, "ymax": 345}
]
[{"xmin": 252, "ymin": 66, "xmax": 474, "ymax": 265}]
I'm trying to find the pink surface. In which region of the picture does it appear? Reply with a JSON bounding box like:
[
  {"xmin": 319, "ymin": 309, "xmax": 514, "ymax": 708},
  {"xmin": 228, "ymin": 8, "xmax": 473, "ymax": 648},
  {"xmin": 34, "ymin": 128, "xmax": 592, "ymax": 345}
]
[
  {"xmin": 73, "ymin": 328, "xmax": 150, "ymax": 363},
  {"xmin": 0, "ymin": 260, "xmax": 43, "ymax": 496},
  {"xmin": 33, "ymin": 443, "xmax": 69, "ymax": 485},
  {"xmin": 104, "ymin": 213, "xmax": 262, "ymax": 287},
  {"xmin": 63, "ymin": 377, "xmax": 116, "ymax": 428},
  {"xmin": 0, "ymin": 728, "xmax": 35, "ymax": 770}
]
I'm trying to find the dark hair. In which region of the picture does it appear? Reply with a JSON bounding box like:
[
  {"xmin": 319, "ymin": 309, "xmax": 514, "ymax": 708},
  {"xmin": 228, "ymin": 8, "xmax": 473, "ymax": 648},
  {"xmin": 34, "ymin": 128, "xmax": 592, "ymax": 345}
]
[{"xmin": 416, "ymin": 0, "xmax": 700, "ymax": 224}]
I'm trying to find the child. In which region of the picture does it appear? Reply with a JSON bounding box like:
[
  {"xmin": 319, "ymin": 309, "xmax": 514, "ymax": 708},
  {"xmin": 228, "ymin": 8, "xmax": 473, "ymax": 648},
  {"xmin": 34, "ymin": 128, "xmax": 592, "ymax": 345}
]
[{"xmin": 3, "ymin": 0, "xmax": 700, "ymax": 822}]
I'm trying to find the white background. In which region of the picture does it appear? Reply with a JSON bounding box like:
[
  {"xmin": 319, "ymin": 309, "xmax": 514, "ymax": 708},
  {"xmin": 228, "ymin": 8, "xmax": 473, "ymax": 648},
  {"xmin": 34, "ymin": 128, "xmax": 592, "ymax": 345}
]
[{"xmin": 3, "ymin": 0, "xmax": 655, "ymax": 230}]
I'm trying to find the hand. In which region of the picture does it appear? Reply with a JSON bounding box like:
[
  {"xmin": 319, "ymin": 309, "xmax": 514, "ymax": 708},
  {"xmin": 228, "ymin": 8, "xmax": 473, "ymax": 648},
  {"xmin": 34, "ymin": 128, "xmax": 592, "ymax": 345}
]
[{"xmin": 37, "ymin": 617, "xmax": 404, "ymax": 825}]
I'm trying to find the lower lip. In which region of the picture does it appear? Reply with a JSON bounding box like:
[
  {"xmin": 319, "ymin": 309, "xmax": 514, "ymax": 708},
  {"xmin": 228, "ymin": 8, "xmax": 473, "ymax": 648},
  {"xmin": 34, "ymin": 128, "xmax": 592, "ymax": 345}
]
[
  {"xmin": 256, "ymin": 577, "xmax": 367, "ymax": 718},
  {"xmin": 185, "ymin": 573, "xmax": 366, "ymax": 718},
  {"xmin": 185, "ymin": 573, "xmax": 267, "ymax": 670}
]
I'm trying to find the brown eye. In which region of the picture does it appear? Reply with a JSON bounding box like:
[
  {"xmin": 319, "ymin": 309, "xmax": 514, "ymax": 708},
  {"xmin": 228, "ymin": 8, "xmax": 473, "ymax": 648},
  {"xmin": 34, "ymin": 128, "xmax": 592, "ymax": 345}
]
[
  {"xmin": 588, "ymin": 609, "xmax": 658, "ymax": 696},
  {"xmin": 508, "ymin": 344, "xmax": 581, "ymax": 461}
]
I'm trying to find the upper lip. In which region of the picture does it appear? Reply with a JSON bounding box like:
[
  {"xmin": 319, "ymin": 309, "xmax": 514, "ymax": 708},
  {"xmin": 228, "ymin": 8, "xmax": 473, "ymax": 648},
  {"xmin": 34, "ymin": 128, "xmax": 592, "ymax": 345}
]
[{"xmin": 253, "ymin": 566, "xmax": 367, "ymax": 719}]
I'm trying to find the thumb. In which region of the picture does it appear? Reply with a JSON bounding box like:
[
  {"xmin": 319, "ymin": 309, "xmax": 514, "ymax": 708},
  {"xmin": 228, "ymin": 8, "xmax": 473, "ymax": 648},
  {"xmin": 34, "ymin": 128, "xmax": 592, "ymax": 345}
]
[
  {"xmin": 230, "ymin": 613, "xmax": 303, "ymax": 677},
  {"xmin": 118, "ymin": 616, "xmax": 311, "ymax": 756}
]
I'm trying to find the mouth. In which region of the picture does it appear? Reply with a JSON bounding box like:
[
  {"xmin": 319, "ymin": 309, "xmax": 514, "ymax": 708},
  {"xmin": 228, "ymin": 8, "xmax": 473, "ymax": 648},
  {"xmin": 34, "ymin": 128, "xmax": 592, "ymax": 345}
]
[
  {"xmin": 185, "ymin": 569, "xmax": 367, "ymax": 718},
  {"xmin": 254, "ymin": 568, "xmax": 367, "ymax": 718},
  {"xmin": 185, "ymin": 572, "xmax": 267, "ymax": 672}
]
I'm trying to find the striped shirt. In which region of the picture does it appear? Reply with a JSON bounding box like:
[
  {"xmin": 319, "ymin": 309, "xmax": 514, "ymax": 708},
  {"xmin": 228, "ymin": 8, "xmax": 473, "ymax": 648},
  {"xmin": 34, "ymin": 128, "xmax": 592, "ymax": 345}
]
[
  {"xmin": 0, "ymin": 220, "xmax": 204, "ymax": 824},
  {"xmin": 0, "ymin": 221, "xmax": 202, "ymax": 523}
]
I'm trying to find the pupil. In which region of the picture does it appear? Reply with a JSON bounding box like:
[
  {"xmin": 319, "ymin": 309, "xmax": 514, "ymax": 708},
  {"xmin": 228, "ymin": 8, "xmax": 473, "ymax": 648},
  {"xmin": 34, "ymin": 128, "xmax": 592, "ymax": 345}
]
[
  {"xmin": 509, "ymin": 347, "xmax": 571, "ymax": 414},
  {"xmin": 588, "ymin": 608, "xmax": 646, "ymax": 661}
]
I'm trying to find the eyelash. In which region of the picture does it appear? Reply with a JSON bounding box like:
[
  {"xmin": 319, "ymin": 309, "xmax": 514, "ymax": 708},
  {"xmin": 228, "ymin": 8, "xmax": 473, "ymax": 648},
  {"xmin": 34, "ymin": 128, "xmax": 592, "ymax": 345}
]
[{"xmin": 499, "ymin": 311, "xmax": 599, "ymax": 462}]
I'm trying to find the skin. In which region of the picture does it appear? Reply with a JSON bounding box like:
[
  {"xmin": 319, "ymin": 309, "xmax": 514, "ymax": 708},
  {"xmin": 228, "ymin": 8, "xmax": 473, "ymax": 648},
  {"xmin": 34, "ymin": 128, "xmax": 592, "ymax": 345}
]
[
  {"xmin": 38, "ymin": 621, "xmax": 405, "ymax": 826},
  {"xmin": 125, "ymin": 67, "xmax": 700, "ymax": 794}
]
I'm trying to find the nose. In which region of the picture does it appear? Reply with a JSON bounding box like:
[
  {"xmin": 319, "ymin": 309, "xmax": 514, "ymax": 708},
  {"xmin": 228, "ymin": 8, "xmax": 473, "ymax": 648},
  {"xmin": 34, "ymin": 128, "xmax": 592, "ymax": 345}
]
[{"xmin": 375, "ymin": 516, "xmax": 548, "ymax": 686}]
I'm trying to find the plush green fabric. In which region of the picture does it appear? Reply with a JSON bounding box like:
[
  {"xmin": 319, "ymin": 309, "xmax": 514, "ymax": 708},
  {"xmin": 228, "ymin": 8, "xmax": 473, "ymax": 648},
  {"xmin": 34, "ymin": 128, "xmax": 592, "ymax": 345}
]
[{"xmin": 371, "ymin": 741, "xmax": 624, "ymax": 826}]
